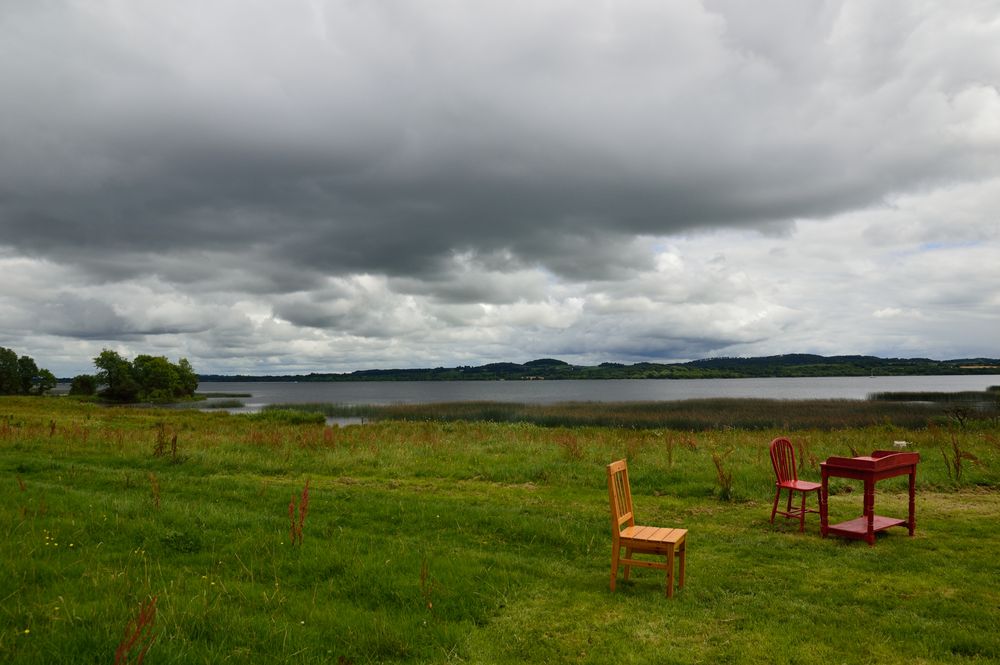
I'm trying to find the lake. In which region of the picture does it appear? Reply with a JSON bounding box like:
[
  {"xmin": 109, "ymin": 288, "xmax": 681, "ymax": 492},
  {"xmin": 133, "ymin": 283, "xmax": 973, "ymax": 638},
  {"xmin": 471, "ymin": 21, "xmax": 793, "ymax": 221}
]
[{"xmin": 198, "ymin": 375, "xmax": 1000, "ymax": 411}]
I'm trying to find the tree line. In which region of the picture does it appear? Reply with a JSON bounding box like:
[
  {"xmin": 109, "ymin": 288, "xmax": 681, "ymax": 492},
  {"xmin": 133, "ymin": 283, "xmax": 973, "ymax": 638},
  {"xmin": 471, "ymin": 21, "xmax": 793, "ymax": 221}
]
[
  {"xmin": 0, "ymin": 346, "xmax": 57, "ymax": 395},
  {"xmin": 0, "ymin": 346, "xmax": 197, "ymax": 403},
  {"xmin": 200, "ymin": 354, "xmax": 1000, "ymax": 383}
]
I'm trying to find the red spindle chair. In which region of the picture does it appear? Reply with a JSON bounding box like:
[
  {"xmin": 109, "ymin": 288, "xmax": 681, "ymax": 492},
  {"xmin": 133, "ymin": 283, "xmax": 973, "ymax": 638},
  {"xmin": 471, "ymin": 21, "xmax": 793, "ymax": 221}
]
[
  {"xmin": 607, "ymin": 459, "xmax": 687, "ymax": 597},
  {"xmin": 769, "ymin": 437, "xmax": 821, "ymax": 532}
]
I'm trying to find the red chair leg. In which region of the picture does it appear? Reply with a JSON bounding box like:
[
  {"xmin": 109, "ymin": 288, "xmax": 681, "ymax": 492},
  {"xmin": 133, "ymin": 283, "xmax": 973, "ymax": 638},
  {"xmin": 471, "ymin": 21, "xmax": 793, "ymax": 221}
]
[
  {"xmin": 770, "ymin": 488, "xmax": 780, "ymax": 523},
  {"xmin": 799, "ymin": 491, "xmax": 807, "ymax": 532}
]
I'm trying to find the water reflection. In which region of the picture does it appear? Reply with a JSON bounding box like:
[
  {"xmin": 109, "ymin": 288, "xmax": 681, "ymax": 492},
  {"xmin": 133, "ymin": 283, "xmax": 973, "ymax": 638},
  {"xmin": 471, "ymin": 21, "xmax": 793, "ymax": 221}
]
[
  {"xmin": 196, "ymin": 375, "xmax": 1000, "ymax": 407},
  {"xmin": 325, "ymin": 417, "xmax": 365, "ymax": 427},
  {"xmin": 192, "ymin": 396, "xmax": 366, "ymax": 427}
]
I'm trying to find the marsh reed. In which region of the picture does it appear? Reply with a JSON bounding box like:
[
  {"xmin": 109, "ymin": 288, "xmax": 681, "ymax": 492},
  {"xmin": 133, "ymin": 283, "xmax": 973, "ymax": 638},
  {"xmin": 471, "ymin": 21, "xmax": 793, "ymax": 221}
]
[{"xmin": 268, "ymin": 397, "xmax": 958, "ymax": 430}]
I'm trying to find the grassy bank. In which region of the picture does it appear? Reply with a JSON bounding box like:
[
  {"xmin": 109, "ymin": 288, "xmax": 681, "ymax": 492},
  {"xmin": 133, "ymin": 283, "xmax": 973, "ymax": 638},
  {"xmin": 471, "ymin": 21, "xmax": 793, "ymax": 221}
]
[{"xmin": 1, "ymin": 397, "xmax": 998, "ymax": 663}]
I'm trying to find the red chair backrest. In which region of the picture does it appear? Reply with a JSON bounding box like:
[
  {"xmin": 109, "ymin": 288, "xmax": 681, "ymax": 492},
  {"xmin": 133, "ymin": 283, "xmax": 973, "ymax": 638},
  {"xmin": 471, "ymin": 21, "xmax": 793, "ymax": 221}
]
[{"xmin": 769, "ymin": 437, "xmax": 798, "ymax": 483}]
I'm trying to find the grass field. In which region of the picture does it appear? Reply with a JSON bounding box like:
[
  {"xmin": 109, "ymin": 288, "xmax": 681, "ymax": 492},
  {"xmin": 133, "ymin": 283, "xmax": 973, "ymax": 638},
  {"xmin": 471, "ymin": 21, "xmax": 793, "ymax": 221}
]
[{"xmin": 1, "ymin": 396, "xmax": 998, "ymax": 663}]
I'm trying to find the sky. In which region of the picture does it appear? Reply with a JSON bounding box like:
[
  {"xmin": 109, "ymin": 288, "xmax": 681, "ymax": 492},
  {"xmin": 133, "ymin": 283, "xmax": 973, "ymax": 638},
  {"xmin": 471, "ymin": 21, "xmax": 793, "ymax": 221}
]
[{"xmin": 2, "ymin": 1, "xmax": 999, "ymax": 377}]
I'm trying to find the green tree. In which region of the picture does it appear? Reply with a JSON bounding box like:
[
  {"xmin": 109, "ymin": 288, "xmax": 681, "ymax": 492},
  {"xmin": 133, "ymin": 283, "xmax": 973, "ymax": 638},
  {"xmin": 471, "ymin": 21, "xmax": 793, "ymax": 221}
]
[
  {"xmin": 94, "ymin": 349, "xmax": 140, "ymax": 402},
  {"xmin": 133, "ymin": 355, "xmax": 180, "ymax": 401},
  {"xmin": 17, "ymin": 355, "xmax": 39, "ymax": 394},
  {"xmin": 0, "ymin": 347, "xmax": 19, "ymax": 394},
  {"xmin": 175, "ymin": 358, "xmax": 199, "ymax": 397},
  {"xmin": 69, "ymin": 374, "xmax": 98, "ymax": 396},
  {"xmin": 0, "ymin": 347, "xmax": 56, "ymax": 395},
  {"xmin": 31, "ymin": 369, "xmax": 57, "ymax": 395}
]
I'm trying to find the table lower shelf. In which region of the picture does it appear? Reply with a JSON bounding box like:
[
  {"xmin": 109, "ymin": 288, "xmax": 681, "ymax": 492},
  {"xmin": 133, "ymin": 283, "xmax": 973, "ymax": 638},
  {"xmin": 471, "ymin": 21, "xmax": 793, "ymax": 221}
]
[{"xmin": 826, "ymin": 515, "xmax": 908, "ymax": 538}]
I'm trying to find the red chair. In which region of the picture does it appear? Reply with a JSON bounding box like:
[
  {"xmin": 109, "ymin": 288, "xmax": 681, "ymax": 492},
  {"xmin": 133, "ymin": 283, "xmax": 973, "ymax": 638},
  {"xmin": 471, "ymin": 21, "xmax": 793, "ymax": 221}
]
[{"xmin": 769, "ymin": 437, "xmax": 821, "ymax": 532}]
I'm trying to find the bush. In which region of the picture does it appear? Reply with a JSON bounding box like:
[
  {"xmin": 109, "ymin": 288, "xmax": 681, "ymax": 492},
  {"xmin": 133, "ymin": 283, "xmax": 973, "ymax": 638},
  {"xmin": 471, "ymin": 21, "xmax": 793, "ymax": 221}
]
[{"xmin": 69, "ymin": 374, "xmax": 98, "ymax": 396}]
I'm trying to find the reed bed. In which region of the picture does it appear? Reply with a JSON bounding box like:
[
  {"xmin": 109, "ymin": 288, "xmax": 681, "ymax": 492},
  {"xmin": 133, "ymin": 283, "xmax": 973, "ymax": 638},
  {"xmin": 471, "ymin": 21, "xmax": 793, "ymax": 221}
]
[
  {"xmin": 267, "ymin": 397, "xmax": 966, "ymax": 430},
  {"xmin": 200, "ymin": 399, "xmax": 246, "ymax": 409},
  {"xmin": 867, "ymin": 389, "xmax": 1000, "ymax": 403}
]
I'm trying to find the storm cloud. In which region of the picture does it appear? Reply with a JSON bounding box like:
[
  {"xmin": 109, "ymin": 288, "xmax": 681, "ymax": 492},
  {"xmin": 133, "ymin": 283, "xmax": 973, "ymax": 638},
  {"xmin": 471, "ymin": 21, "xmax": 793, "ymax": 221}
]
[{"xmin": 2, "ymin": 1, "xmax": 998, "ymax": 375}]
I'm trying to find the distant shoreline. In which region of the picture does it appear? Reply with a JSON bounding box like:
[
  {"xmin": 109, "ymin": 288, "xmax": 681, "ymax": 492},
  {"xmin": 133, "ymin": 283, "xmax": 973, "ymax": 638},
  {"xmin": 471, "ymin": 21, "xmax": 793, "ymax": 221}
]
[{"xmin": 193, "ymin": 353, "xmax": 1000, "ymax": 383}]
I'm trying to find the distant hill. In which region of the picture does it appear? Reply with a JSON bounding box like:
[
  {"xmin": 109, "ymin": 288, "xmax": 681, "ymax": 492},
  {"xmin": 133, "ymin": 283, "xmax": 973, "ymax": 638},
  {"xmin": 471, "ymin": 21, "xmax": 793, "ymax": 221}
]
[{"xmin": 199, "ymin": 354, "xmax": 1000, "ymax": 382}]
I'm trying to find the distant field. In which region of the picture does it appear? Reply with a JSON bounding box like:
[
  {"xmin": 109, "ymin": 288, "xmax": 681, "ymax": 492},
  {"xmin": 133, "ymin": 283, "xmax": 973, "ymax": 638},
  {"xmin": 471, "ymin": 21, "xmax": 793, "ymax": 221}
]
[{"xmin": 1, "ymin": 396, "xmax": 998, "ymax": 663}]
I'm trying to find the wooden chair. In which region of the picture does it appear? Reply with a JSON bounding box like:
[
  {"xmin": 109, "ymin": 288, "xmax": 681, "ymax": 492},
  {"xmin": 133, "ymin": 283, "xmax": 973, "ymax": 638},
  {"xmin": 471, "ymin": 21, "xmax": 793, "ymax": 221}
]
[
  {"xmin": 607, "ymin": 459, "xmax": 687, "ymax": 597},
  {"xmin": 769, "ymin": 437, "xmax": 821, "ymax": 532}
]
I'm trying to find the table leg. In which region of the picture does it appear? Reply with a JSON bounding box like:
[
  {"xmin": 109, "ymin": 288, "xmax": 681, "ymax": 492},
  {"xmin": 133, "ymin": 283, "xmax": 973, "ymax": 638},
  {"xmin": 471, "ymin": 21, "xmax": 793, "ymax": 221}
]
[
  {"xmin": 864, "ymin": 479, "xmax": 875, "ymax": 546},
  {"xmin": 820, "ymin": 468, "xmax": 829, "ymax": 537},
  {"xmin": 908, "ymin": 467, "xmax": 916, "ymax": 536}
]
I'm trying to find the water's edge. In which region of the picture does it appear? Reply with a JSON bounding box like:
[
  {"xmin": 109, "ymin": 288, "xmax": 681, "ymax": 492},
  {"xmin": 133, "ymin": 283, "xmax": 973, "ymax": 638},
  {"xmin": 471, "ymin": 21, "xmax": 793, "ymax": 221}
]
[{"xmin": 189, "ymin": 375, "xmax": 1000, "ymax": 412}]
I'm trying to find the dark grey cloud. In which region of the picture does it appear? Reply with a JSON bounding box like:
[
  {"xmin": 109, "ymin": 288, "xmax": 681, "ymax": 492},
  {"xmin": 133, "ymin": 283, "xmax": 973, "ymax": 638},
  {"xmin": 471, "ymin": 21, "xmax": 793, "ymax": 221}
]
[{"xmin": 6, "ymin": 2, "xmax": 997, "ymax": 272}]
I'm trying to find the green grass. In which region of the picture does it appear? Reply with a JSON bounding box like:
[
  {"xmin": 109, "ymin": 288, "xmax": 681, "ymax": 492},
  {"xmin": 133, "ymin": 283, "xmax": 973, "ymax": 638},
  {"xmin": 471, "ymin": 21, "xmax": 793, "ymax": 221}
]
[{"xmin": 1, "ymin": 396, "xmax": 998, "ymax": 663}]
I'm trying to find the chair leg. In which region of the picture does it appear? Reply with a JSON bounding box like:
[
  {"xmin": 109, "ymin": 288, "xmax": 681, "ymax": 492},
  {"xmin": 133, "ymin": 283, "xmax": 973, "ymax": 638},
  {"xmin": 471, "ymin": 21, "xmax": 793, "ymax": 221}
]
[
  {"xmin": 770, "ymin": 488, "xmax": 780, "ymax": 523},
  {"xmin": 786, "ymin": 488, "xmax": 794, "ymax": 515},
  {"xmin": 623, "ymin": 547, "xmax": 632, "ymax": 580},
  {"xmin": 677, "ymin": 541, "xmax": 686, "ymax": 590},
  {"xmin": 799, "ymin": 491, "xmax": 807, "ymax": 532},
  {"xmin": 665, "ymin": 546, "xmax": 675, "ymax": 598},
  {"xmin": 610, "ymin": 544, "xmax": 620, "ymax": 591}
]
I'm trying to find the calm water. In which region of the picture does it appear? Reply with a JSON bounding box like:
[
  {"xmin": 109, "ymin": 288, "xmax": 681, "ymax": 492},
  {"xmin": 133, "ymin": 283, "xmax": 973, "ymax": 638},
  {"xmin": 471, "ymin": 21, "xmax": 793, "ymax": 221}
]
[{"xmin": 197, "ymin": 375, "xmax": 1000, "ymax": 411}]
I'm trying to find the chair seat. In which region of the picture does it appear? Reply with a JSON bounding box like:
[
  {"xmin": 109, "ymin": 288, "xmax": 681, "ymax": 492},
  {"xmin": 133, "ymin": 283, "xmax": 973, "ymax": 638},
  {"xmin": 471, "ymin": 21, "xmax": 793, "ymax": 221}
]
[
  {"xmin": 778, "ymin": 479, "xmax": 821, "ymax": 492},
  {"xmin": 620, "ymin": 526, "xmax": 687, "ymax": 556}
]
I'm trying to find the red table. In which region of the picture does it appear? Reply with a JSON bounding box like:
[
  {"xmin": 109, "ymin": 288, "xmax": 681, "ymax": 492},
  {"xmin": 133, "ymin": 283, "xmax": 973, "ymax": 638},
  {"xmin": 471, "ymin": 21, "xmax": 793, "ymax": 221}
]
[{"xmin": 820, "ymin": 451, "xmax": 920, "ymax": 546}]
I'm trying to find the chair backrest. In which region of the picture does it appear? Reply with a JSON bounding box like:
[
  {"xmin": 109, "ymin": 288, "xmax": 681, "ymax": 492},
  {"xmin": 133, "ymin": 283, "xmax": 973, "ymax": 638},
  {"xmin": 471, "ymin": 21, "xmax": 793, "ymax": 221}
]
[
  {"xmin": 607, "ymin": 459, "xmax": 635, "ymax": 537},
  {"xmin": 769, "ymin": 437, "xmax": 798, "ymax": 483}
]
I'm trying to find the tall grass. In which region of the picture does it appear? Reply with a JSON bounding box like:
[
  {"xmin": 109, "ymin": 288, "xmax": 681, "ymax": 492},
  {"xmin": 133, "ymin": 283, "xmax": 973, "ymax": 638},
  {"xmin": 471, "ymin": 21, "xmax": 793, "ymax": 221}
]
[
  {"xmin": 868, "ymin": 389, "xmax": 999, "ymax": 403},
  {"xmin": 200, "ymin": 399, "xmax": 246, "ymax": 409},
  {"xmin": 265, "ymin": 397, "xmax": 967, "ymax": 430}
]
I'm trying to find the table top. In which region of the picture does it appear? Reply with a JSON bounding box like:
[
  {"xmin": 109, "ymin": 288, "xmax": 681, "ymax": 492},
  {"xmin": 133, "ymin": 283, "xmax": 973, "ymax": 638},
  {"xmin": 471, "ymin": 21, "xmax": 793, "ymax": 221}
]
[{"xmin": 821, "ymin": 450, "xmax": 920, "ymax": 472}]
